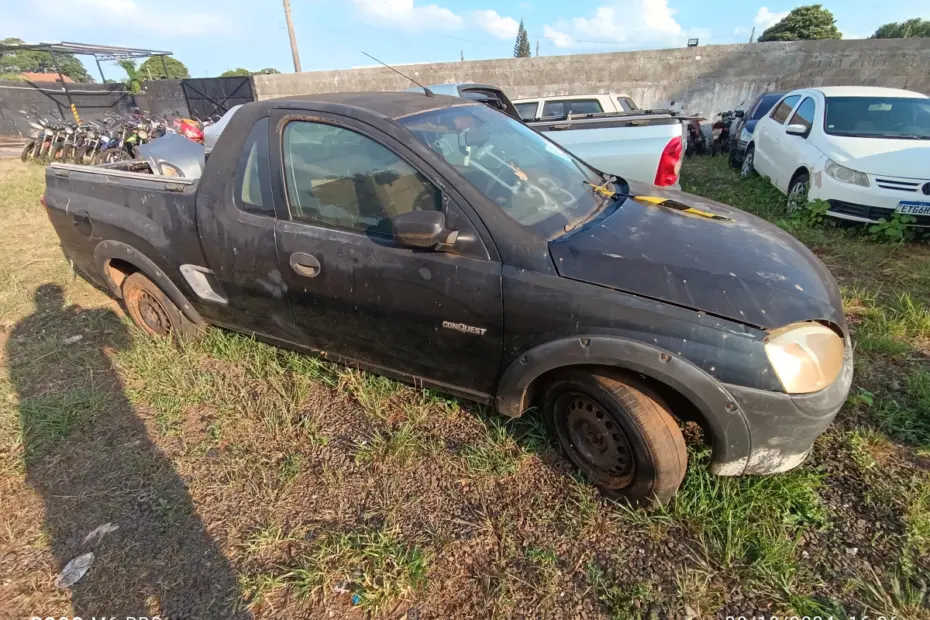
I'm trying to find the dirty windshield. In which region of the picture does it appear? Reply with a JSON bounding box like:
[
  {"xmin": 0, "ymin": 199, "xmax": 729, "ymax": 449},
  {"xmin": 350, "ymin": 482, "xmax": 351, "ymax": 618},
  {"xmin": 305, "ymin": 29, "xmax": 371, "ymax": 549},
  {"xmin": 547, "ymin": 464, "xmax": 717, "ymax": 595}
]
[
  {"xmin": 400, "ymin": 104, "xmax": 611, "ymax": 237},
  {"xmin": 824, "ymin": 96, "xmax": 930, "ymax": 139}
]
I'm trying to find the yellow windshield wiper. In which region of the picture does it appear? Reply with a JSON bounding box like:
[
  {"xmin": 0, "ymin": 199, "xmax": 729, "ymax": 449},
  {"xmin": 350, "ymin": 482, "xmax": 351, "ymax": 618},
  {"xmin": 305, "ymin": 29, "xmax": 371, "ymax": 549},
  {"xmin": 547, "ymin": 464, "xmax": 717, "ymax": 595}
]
[{"xmin": 582, "ymin": 180, "xmax": 618, "ymax": 199}]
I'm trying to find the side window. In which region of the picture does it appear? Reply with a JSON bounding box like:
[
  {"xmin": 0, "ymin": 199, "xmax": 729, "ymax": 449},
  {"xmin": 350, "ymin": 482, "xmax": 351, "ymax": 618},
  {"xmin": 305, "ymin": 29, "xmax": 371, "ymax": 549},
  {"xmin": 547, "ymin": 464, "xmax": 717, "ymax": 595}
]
[
  {"xmin": 616, "ymin": 97, "xmax": 637, "ymax": 111},
  {"xmin": 515, "ymin": 102, "xmax": 538, "ymax": 120},
  {"xmin": 770, "ymin": 95, "xmax": 801, "ymax": 124},
  {"xmin": 234, "ymin": 117, "xmax": 274, "ymax": 216},
  {"xmin": 788, "ymin": 97, "xmax": 816, "ymax": 132},
  {"xmin": 282, "ymin": 121, "xmax": 440, "ymax": 237}
]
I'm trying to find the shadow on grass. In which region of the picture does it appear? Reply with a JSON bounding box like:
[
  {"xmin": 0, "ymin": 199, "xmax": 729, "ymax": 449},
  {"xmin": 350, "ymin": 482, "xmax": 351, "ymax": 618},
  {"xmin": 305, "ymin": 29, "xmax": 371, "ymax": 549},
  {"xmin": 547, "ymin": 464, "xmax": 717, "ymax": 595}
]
[{"xmin": 7, "ymin": 284, "xmax": 247, "ymax": 618}]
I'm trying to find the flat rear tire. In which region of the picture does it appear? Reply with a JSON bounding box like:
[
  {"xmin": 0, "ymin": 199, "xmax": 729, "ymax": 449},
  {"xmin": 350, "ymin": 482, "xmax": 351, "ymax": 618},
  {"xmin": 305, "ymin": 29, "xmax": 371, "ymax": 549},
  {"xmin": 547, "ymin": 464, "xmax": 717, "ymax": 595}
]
[{"xmin": 121, "ymin": 272, "xmax": 197, "ymax": 340}]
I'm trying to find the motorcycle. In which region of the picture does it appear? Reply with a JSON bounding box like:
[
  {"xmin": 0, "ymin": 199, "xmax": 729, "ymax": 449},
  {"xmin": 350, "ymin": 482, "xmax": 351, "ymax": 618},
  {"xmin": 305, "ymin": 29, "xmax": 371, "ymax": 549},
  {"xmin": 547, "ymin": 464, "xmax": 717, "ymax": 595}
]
[
  {"xmin": 685, "ymin": 117, "xmax": 706, "ymax": 157},
  {"xmin": 710, "ymin": 111, "xmax": 738, "ymax": 157},
  {"xmin": 19, "ymin": 110, "xmax": 51, "ymax": 163},
  {"xmin": 173, "ymin": 117, "xmax": 205, "ymax": 143}
]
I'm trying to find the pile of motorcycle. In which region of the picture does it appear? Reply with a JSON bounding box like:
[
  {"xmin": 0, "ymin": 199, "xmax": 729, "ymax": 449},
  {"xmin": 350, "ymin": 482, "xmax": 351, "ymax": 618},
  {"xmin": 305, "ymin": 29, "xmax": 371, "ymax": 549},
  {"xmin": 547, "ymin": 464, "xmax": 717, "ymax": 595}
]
[
  {"xmin": 18, "ymin": 108, "xmax": 219, "ymax": 166},
  {"xmin": 684, "ymin": 109, "xmax": 743, "ymax": 158}
]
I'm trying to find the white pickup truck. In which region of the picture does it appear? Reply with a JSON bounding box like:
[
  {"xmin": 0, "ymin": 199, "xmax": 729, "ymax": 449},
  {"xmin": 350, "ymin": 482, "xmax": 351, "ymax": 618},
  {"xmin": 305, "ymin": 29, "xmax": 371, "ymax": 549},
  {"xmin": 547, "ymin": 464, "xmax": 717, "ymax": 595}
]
[
  {"xmin": 416, "ymin": 84, "xmax": 687, "ymax": 187},
  {"xmin": 512, "ymin": 93, "xmax": 640, "ymax": 119}
]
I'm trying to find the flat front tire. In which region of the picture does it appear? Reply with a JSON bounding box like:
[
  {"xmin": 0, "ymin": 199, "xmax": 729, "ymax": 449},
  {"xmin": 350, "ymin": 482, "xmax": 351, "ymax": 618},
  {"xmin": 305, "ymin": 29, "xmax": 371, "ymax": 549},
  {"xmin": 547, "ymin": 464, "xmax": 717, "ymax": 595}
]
[
  {"xmin": 121, "ymin": 272, "xmax": 197, "ymax": 339},
  {"xmin": 787, "ymin": 173, "xmax": 810, "ymax": 212},
  {"xmin": 740, "ymin": 146, "xmax": 755, "ymax": 179},
  {"xmin": 543, "ymin": 369, "xmax": 687, "ymax": 507}
]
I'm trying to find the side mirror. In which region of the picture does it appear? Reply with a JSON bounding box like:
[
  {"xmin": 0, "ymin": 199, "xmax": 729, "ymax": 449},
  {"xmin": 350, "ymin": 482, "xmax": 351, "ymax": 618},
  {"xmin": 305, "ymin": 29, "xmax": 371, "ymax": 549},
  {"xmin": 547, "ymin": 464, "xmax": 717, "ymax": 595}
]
[
  {"xmin": 735, "ymin": 110, "xmax": 745, "ymax": 118},
  {"xmin": 785, "ymin": 123, "xmax": 808, "ymax": 137},
  {"xmin": 392, "ymin": 211, "xmax": 457, "ymax": 249}
]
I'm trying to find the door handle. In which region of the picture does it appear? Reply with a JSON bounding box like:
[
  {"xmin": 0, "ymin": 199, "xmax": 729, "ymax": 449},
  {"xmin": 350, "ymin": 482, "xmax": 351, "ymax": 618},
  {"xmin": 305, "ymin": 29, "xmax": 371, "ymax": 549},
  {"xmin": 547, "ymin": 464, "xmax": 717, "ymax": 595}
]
[{"xmin": 289, "ymin": 252, "xmax": 321, "ymax": 278}]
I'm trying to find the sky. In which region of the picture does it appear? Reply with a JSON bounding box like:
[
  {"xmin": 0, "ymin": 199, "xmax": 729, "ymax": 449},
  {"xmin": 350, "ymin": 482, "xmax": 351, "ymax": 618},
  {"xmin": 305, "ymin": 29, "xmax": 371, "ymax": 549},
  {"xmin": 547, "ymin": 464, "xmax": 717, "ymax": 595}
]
[{"xmin": 3, "ymin": 0, "xmax": 929, "ymax": 80}]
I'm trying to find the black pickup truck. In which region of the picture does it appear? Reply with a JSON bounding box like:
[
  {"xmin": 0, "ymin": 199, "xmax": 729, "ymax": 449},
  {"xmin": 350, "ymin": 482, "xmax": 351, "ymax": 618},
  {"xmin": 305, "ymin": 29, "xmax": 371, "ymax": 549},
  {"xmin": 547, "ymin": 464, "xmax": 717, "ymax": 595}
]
[{"xmin": 44, "ymin": 92, "xmax": 852, "ymax": 505}]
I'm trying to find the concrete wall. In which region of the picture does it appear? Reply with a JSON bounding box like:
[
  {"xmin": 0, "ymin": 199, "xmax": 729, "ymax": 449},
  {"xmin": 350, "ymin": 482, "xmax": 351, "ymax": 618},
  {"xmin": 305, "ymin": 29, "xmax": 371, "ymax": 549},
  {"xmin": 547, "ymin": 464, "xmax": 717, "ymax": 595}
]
[
  {"xmin": 253, "ymin": 39, "xmax": 930, "ymax": 118},
  {"xmin": 0, "ymin": 81, "xmax": 135, "ymax": 137},
  {"xmin": 0, "ymin": 79, "xmax": 191, "ymax": 138}
]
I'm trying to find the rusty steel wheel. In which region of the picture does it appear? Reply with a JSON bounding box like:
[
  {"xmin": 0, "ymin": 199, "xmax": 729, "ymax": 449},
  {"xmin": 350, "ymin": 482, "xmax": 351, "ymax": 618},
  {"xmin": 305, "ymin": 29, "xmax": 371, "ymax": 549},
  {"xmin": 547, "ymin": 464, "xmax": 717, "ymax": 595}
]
[
  {"xmin": 544, "ymin": 369, "xmax": 687, "ymax": 507},
  {"xmin": 121, "ymin": 272, "xmax": 196, "ymax": 339},
  {"xmin": 554, "ymin": 391, "xmax": 636, "ymax": 489}
]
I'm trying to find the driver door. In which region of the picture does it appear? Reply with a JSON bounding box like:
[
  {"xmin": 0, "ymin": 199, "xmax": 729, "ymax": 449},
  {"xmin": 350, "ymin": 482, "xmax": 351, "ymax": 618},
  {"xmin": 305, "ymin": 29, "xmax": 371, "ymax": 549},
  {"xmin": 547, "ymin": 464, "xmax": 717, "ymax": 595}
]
[{"xmin": 271, "ymin": 112, "xmax": 504, "ymax": 397}]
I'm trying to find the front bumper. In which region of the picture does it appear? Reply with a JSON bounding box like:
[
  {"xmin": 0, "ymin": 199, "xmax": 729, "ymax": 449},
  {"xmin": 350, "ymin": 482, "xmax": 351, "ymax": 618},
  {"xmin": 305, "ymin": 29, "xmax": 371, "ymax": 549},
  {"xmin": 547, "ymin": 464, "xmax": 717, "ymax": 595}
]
[
  {"xmin": 715, "ymin": 341, "xmax": 853, "ymax": 476},
  {"xmin": 810, "ymin": 171, "xmax": 930, "ymax": 227}
]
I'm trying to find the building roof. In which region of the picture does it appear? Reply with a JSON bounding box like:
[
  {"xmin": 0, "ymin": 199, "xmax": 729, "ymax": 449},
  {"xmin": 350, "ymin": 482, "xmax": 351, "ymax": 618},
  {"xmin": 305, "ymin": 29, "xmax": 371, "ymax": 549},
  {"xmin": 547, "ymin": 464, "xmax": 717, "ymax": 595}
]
[
  {"xmin": 813, "ymin": 86, "xmax": 927, "ymax": 98},
  {"xmin": 0, "ymin": 41, "xmax": 173, "ymax": 61},
  {"xmin": 20, "ymin": 72, "xmax": 74, "ymax": 83}
]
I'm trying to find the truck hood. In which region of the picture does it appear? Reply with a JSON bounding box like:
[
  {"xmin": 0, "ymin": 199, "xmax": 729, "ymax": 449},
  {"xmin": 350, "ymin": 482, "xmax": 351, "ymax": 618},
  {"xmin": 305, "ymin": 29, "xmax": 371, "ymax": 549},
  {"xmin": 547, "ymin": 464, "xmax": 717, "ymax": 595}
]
[
  {"xmin": 549, "ymin": 182, "xmax": 845, "ymax": 330},
  {"xmin": 818, "ymin": 135, "xmax": 930, "ymax": 179}
]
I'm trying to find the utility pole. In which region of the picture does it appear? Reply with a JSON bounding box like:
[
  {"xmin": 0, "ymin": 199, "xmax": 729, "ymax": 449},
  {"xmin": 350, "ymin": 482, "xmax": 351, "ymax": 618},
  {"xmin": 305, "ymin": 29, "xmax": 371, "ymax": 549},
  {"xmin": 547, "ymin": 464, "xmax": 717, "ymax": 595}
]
[
  {"xmin": 749, "ymin": 26, "xmax": 755, "ymax": 43},
  {"xmin": 282, "ymin": 0, "xmax": 302, "ymax": 73},
  {"xmin": 536, "ymin": 40, "xmax": 540, "ymax": 56}
]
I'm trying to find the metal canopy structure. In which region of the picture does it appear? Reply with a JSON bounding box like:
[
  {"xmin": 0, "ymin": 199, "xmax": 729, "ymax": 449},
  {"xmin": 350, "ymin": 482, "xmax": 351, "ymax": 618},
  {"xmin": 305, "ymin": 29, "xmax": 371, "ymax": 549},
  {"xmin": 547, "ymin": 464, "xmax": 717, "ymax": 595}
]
[{"xmin": 0, "ymin": 41, "xmax": 175, "ymax": 120}]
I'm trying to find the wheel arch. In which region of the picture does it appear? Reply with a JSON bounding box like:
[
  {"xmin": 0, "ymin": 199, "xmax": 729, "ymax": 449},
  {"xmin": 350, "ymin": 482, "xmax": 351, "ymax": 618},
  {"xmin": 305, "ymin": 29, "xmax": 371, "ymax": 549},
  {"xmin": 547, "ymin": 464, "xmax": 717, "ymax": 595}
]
[
  {"xmin": 93, "ymin": 240, "xmax": 204, "ymax": 325},
  {"xmin": 789, "ymin": 166, "xmax": 810, "ymax": 187},
  {"xmin": 495, "ymin": 335, "xmax": 752, "ymax": 474}
]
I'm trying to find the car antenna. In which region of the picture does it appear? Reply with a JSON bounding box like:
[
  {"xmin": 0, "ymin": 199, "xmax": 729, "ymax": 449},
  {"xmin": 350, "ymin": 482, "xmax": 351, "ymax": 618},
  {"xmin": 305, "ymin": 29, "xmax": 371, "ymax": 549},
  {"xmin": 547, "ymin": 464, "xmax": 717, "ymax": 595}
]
[{"xmin": 362, "ymin": 52, "xmax": 434, "ymax": 97}]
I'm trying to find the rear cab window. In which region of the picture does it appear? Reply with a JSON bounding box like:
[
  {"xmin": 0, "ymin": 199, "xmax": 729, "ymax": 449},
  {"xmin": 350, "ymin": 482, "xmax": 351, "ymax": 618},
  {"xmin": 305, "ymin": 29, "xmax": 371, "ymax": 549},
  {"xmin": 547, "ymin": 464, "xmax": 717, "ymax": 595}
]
[
  {"xmin": 770, "ymin": 95, "xmax": 801, "ymax": 124},
  {"xmin": 234, "ymin": 117, "xmax": 274, "ymax": 217},
  {"xmin": 542, "ymin": 99, "xmax": 604, "ymax": 117}
]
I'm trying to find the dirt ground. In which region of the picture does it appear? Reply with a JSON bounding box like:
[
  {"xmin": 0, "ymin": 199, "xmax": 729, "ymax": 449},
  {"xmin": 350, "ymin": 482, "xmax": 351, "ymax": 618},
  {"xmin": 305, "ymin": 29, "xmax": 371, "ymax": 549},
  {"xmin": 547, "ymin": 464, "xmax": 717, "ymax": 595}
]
[{"xmin": 0, "ymin": 157, "xmax": 928, "ymax": 619}]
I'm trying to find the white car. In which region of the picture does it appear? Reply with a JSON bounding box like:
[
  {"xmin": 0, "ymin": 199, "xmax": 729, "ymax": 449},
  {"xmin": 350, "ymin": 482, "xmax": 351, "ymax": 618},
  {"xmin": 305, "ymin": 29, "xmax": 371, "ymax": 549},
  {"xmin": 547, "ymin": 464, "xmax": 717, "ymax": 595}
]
[{"xmin": 743, "ymin": 86, "xmax": 930, "ymax": 225}]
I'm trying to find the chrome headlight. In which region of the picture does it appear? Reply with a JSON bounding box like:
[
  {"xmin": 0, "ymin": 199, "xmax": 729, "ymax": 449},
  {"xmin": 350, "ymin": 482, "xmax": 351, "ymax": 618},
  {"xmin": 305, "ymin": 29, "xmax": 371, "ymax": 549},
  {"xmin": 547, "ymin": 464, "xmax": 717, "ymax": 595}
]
[
  {"xmin": 739, "ymin": 128, "xmax": 752, "ymax": 143},
  {"xmin": 824, "ymin": 159, "xmax": 869, "ymax": 187},
  {"xmin": 764, "ymin": 322, "xmax": 845, "ymax": 394}
]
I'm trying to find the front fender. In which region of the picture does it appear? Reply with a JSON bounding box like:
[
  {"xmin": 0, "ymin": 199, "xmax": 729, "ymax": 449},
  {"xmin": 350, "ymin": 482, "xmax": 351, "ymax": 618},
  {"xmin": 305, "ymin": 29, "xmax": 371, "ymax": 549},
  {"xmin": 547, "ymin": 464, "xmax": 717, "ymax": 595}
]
[{"xmin": 495, "ymin": 335, "xmax": 753, "ymax": 475}]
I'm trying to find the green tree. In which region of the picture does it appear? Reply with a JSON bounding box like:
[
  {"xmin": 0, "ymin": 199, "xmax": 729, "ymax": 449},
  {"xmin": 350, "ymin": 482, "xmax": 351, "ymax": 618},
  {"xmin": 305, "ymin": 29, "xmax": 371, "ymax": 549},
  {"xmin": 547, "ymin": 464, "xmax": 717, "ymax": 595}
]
[
  {"xmin": 513, "ymin": 19, "xmax": 531, "ymax": 57},
  {"xmin": 871, "ymin": 18, "xmax": 930, "ymax": 38},
  {"xmin": 758, "ymin": 5, "xmax": 842, "ymax": 42},
  {"xmin": 138, "ymin": 56, "xmax": 190, "ymax": 80},
  {"xmin": 256, "ymin": 67, "xmax": 280, "ymax": 74},
  {"xmin": 220, "ymin": 68, "xmax": 250, "ymax": 77},
  {"xmin": 118, "ymin": 59, "xmax": 142, "ymax": 93},
  {"xmin": 0, "ymin": 37, "xmax": 93, "ymax": 82}
]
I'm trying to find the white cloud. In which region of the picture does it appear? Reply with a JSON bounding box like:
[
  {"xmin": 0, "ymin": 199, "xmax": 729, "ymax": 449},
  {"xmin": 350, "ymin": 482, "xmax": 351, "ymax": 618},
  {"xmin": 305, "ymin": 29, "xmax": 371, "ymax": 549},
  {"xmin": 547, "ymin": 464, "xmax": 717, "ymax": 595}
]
[
  {"xmin": 542, "ymin": 0, "xmax": 693, "ymax": 49},
  {"xmin": 350, "ymin": 1, "xmax": 525, "ymax": 41},
  {"xmin": 40, "ymin": 0, "xmax": 230, "ymax": 37},
  {"xmin": 754, "ymin": 7, "xmax": 789, "ymax": 30},
  {"xmin": 350, "ymin": 0, "xmax": 464, "ymax": 31},
  {"xmin": 471, "ymin": 10, "xmax": 520, "ymax": 39}
]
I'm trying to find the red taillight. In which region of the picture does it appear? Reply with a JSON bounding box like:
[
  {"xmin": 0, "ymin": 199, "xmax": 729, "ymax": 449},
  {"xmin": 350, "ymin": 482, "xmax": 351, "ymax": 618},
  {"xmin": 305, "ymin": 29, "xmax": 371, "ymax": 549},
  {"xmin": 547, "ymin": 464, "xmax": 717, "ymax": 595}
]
[{"xmin": 654, "ymin": 136, "xmax": 683, "ymax": 186}]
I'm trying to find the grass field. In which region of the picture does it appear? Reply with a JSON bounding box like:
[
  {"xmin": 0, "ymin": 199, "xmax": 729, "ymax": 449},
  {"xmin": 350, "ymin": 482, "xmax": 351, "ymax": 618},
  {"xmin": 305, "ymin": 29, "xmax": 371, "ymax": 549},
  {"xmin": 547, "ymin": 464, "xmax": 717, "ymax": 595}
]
[{"xmin": 0, "ymin": 156, "xmax": 928, "ymax": 619}]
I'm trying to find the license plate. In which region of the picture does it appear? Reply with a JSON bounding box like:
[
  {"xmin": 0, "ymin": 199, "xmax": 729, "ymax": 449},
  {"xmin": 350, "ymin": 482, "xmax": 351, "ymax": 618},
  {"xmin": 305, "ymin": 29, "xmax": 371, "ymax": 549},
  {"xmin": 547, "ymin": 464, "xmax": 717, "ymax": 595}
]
[
  {"xmin": 712, "ymin": 128, "xmax": 722, "ymax": 136},
  {"xmin": 897, "ymin": 201, "xmax": 930, "ymax": 216}
]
